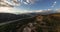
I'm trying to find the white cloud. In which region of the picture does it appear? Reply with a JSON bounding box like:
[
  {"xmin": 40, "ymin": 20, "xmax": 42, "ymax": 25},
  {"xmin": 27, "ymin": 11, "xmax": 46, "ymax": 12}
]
[
  {"xmin": 0, "ymin": 0, "xmax": 20, "ymax": 7},
  {"xmin": 0, "ymin": 7, "xmax": 33, "ymax": 14},
  {"xmin": 11, "ymin": 0, "xmax": 21, "ymax": 6},
  {"xmin": 0, "ymin": 7, "xmax": 15, "ymax": 13},
  {"xmin": 51, "ymin": 1, "xmax": 57, "ymax": 7},
  {"xmin": 0, "ymin": 0, "xmax": 45, "ymax": 14},
  {"xmin": 0, "ymin": 0, "xmax": 38, "ymax": 7},
  {"xmin": 0, "ymin": 7, "xmax": 44, "ymax": 14},
  {"xmin": 0, "ymin": 7, "xmax": 52, "ymax": 14},
  {"xmin": 26, "ymin": 0, "xmax": 30, "ymax": 3},
  {"xmin": 23, "ymin": 0, "xmax": 38, "ymax": 5},
  {"xmin": 23, "ymin": 2, "xmax": 28, "ymax": 5}
]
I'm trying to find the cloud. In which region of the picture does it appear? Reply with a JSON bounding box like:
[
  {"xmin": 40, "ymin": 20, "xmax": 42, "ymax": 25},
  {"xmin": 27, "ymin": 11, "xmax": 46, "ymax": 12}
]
[
  {"xmin": 0, "ymin": 0, "xmax": 45, "ymax": 14},
  {"xmin": 0, "ymin": 7, "xmax": 15, "ymax": 13},
  {"xmin": 11, "ymin": 0, "xmax": 21, "ymax": 6},
  {"xmin": 23, "ymin": 2, "xmax": 28, "ymax": 4},
  {"xmin": 0, "ymin": 0, "xmax": 14, "ymax": 7},
  {"xmin": 0, "ymin": 7, "xmax": 31, "ymax": 14},
  {"xmin": 0, "ymin": 0, "xmax": 38, "ymax": 7},
  {"xmin": 51, "ymin": 1, "xmax": 57, "ymax": 7},
  {"xmin": 0, "ymin": 0, "xmax": 20, "ymax": 7},
  {"xmin": 23, "ymin": 0, "xmax": 38, "ymax": 5},
  {"xmin": 0, "ymin": 7, "xmax": 53, "ymax": 14},
  {"xmin": 0, "ymin": 7, "xmax": 43, "ymax": 14},
  {"xmin": 0, "ymin": 7, "xmax": 25, "ymax": 14}
]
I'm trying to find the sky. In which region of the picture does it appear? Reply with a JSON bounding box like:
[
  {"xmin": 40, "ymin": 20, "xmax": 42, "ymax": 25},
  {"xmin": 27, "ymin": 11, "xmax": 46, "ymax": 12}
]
[
  {"xmin": 0, "ymin": 0, "xmax": 60, "ymax": 14},
  {"xmin": 15, "ymin": 0, "xmax": 60, "ymax": 10}
]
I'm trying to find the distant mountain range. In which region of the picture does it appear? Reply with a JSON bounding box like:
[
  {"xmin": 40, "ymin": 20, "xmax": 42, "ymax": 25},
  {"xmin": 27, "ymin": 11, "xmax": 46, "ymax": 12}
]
[
  {"xmin": 55, "ymin": 9, "xmax": 60, "ymax": 13},
  {"xmin": 0, "ymin": 10, "xmax": 60, "ymax": 23},
  {"xmin": 0, "ymin": 13, "xmax": 20, "ymax": 23},
  {"xmin": 0, "ymin": 13, "xmax": 32, "ymax": 23}
]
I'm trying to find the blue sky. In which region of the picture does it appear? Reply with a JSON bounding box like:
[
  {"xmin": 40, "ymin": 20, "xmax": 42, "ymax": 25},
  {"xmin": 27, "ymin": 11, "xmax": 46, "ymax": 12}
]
[
  {"xmin": 0, "ymin": 0, "xmax": 60, "ymax": 14},
  {"xmin": 14, "ymin": 0, "xmax": 60, "ymax": 10}
]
